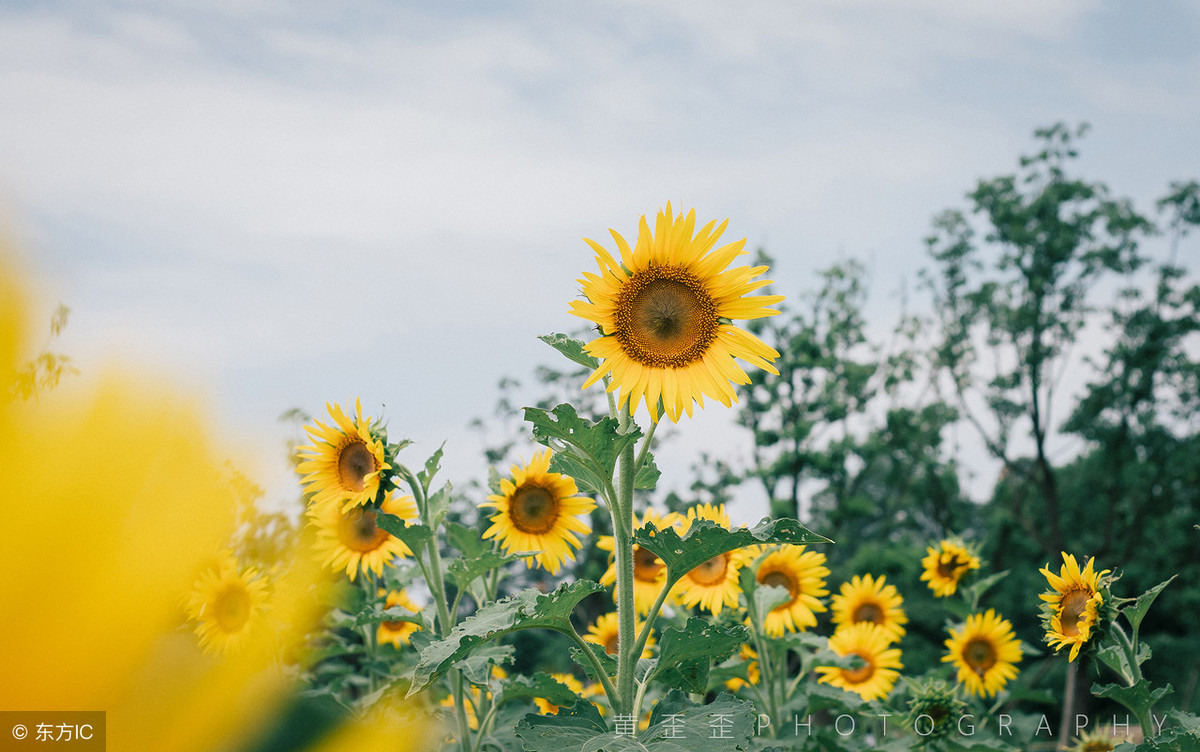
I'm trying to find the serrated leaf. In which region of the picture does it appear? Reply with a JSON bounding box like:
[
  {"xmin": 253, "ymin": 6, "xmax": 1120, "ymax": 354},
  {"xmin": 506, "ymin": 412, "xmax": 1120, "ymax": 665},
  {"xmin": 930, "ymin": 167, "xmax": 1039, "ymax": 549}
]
[
  {"xmin": 571, "ymin": 642, "xmax": 618, "ymax": 681},
  {"xmin": 643, "ymin": 690, "xmax": 756, "ymax": 751},
  {"xmin": 1125, "ymin": 575, "xmax": 1177, "ymax": 636},
  {"xmin": 447, "ymin": 549, "xmax": 523, "ymax": 591},
  {"xmin": 376, "ymin": 512, "xmax": 433, "ymax": 553},
  {"xmin": 652, "ymin": 618, "xmax": 747, "ymax": 694},
  {"xmin": 408, "ymin": 580, "xmax": 605, "ymax": 696},
  {"xmin": 634, "ymin": 518, "xmax": 829, "ymax": 584},
  {"xmin": 427, "ymin": 482, "xmax": 453, "ymax": 528},
  {"xmin": 961, "ymin": 570, "xmax": 1008, "ymax": 602},
  {"xmin": 753, "ymin": 584, "xmax": 792, "ymax": 620},
  {"xmin": 800, "ymin": 680, "xmax": 865, "ymax": 714},
  {"xmin": 524, "ymin": 403, "xmax": 641, "ymax": 496},
  {"xmin": 513, "ymin": 700, "xmax": 608, "ymax": 752},
  {"xmin": 444, "ymin": 521, "xmax": 486, "ymax": 559},
  {"xmin": 539, "ymin": 333, "xmax": 601, "ymax": 370},
  {"xmin": 634, "ymin": 451, "xmax": 661, "ymax": 491},
  {"xmin": 417, "ymin": 444, "xmax": 445, "ymax": 488},
  {"xmin": 455, "ymin": 644, "xmax": 514, "ymax": 685},
  {"xmin": 352, "ymin": 602, "xmax": 425, "ymax": 629},
  {"xmin": 498, "ymin": 673, "xmax": 585, "ymax": 707},
  {"xmin": 1091, "ymin": 680, "xmax": 1173, "ymax": 719}
]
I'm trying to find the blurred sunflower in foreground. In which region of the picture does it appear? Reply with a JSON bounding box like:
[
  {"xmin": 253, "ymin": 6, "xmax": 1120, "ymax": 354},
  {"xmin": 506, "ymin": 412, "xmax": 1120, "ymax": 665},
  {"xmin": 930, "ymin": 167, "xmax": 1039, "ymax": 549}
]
[{"xmin": 0, "ymin": 245, "xmax": 432, "ymax": 751}]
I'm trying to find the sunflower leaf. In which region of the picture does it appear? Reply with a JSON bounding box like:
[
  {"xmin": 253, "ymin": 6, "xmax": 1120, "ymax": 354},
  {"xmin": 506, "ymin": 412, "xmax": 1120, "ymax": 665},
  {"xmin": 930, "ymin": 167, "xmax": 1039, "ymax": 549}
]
[
  {"xmin": 524, "ymin": 403, "xmax": 641, "ymax": 496},
  {"xmin": 447, "ymin": 549, "xmax": 524, "ymax": 590},
  {"xmin": 634, "ymin": 450, "xmax": 661, "ymax": 490},
  {"xmin": 1124, "ymin": 575, "xmax": 1177, "ymax": 640},
  {"xmin": 650, "ymin": 618, "xmax": 747, "ymax": 694},
  {"xmin": 1091, "ymin": 679, "xmax": 1173, "ymax": 720},
  {"xmin": 417, "ymin": 443, "xmax": 445, "ymax": 488},
  {"xmin": 407, "ymin": 580, "xmax": 605, "ymax": 696},
  {"xmin": 351, "ymin": 602, "xmax": 425, "ymax": 629},
  {"xmin": 642, "ymin": 690, "xmax": 756, "ymax": 751},
  {"xmin": 570, "ymin": 643, "xmax": 618, "ymax": 681},
  {"xmin": 454, "ymin": 643, "xmax": 514, "ymax": 685},
  {"xmin": 512, "ymin": 700, "xmax": 608, "ymax": 752},
  {"xmin": 497, "ymin": 673, "xmax": 582, "ymax": 707},
  {"xmin": 376, "ymin": 512, "xmax": 434, "ymax": 553},
  {"xmin": 539, "ymin": 333, "xmax": 600, "ymax": 370},
  {"xmin": 426, "ymin": 482, "xmax": 454, "ymax": 529},
  {"xmin": 635, "ymin": 518, "xmax": 830, "ymax": 585},
  {"xmin": 444, "ymin": 521, "xmax": 486, "ymax": 559}
]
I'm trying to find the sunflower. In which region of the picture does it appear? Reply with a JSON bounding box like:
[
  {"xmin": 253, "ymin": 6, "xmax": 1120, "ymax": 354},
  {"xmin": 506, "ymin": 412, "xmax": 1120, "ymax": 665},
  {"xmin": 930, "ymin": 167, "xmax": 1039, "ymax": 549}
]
[
  {"xmin": 724, "ymin": 644, "xmax": 760, "ymax": 692},
  {"xmin": 1039, "ymin": 553, "xmax": 1111, "ymax": 662},
  {"xmin": 753, "ymin": 545, "xmax": 830, "ymax": 637},
  {"xmin": 597, "ymin": 508, "xmax": 681, "ymax": 614},
  {"xmin": 297, "ymin": 399, "xmax": 390, "ymax": 510},
  {"xmin": 816, "ymin": 623, "xmax": 904, "ymax": 702},
  {"xmin": 376, "ymin": 589, "xmax": 422, "ymax": 649},
  {"xmin": 942, "ymin": 609, "xmax": 1022, "ymax": 698},
  {"xmin": 534, "ymin": 673, "xmax": 586, "ymax": 715},
  {"xmin": 673, "ymin": 504, "xmax": 750, "ymax": 616},
  {"xmin": 570, "ymin": 203, "xmax": 785, "ymax": 423},
  {"xmin": 186, "ymin": 552, "xmax": 269, "ymax": 655},
  {"xmin": 481, "ymin": 449, "xmax": 596, "ymax": 575},
  {"xmin": 1071, "ymin": 725, "xmax": 1124, "ymax": 752},
  {"xmin": 920, "ymin": 539, "xmax": 981, "ymax": 598},
  {"xmin": 310, "ymin": 492, "xmax": 418, "ymax": 582},
  {"xmin": 831, "ymin": 574, "xmax": 908, "ymax": 643},
  {"xmin": 583, "ymin": 611, "xmax": 655, "ymax": 658}
]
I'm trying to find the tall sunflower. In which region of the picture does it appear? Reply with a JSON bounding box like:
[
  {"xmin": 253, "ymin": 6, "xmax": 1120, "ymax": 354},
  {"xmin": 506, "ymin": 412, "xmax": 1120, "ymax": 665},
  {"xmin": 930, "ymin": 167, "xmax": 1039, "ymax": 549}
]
[
  {"xmin": 920, "ymin": 539, "xmax": 981, "ymax": 598},
  {"xmin": 570, "ymin": 203, "xmax": 785, "ymax": 422},
  {"xmin": 942, "ymin": 609, "xmax": 1022, "ymax": 698},
  {"xmin": 597, "ymin": 508, "xmax": 681, "ymax": 614},
  {"xmin": 816, "ymin": 623, "xmax": 904, "ymax": 702},
  {"xmin": 673, "ymin": 503, "xmax": 749, "ymax": 615},
  {"xmin": 481, "ymin": 449, "xmax": 596, "ymax": 575},
  {"xmin": 1039, "ymin": 553, "xmax": 1111, "ymax": 662},
  {"xmin": 584, "ymin": 611, "xmax": 655, "ymax": 658},
  {"xmin": 297, "ymin": 399, "xmax": 390, "ymax": 510},
  {"xmin": 310, "ymin": 492, "xmax": 418, "ymax": 582},
  {"xmin": 376, "ymin": 589, "xmax": 423, "ymax": 649},
  {"xmin": 186, "ymin": 552, "xmax": 269, "ymax": 655},
  {"xmin": 753, "ymin": 545, "xmax": 829, "ymax": 637},
  {"xmin": 830, "ymin": 573, "xmax": 908, "ymax": 643}
]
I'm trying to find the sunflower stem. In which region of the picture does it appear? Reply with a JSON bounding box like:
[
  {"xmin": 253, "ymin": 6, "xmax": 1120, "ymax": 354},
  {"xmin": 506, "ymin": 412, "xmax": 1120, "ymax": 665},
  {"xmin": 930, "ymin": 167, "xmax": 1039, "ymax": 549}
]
[
  {"xmin": 566, "ymin": 626, "xmax": 620, "ymax": 711},
  {"xmin": 613, "ymin": 403, "xmax": 639, "ymax": 716}
]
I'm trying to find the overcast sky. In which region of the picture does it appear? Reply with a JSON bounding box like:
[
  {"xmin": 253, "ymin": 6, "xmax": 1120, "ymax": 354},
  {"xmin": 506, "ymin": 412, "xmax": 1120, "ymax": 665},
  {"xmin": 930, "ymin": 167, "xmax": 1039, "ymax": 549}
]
[{"xmin": 3, "ymin": 1, "xmax": 1198, "ymax": 519}]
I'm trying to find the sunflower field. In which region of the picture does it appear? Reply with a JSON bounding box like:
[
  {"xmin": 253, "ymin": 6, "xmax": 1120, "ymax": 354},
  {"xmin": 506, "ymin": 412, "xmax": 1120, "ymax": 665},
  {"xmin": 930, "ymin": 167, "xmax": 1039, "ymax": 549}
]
[{"xmin": 3, "ymin": 125, "xmax": 1200, "ymax": 752}]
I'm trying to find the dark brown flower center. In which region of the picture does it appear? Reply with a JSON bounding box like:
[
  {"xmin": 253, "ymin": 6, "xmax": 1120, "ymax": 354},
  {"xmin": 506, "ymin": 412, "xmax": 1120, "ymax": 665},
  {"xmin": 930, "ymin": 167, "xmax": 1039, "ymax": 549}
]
[
  {"xmin": 213, "ymin": 585, "xmax": 251, "ymax": 632},
  {"xmin": 509, "ymin": 485, "xmax": 559, "ymax": 535},
  {"xmin": 689, "ymin": 553, "xmax": 729, "ymax": 586},
  {"xmin": 1060, "ymin": 590, "xmax": 1092, "ymax": 637},
  {"xmin": 843, "ymin": 651, "xmax": 875, "ymax": 684},
  {"xmin": 613, "ymin": 265, "xmax": 718, "ymax": 369},
  {"xmin": 852, "ymin": 602, "xmax": 884, "ymax": 624},
  {"xmin": 633, "ymin": 546, "xmax": 665, "ymax": 582},
  {"xmin": 937, "ymin": 553, "xmax": 967, "ymax": 580},
  {"xmin": 337, "ymin": 440, "xmax": 377, "ymax": 492},
  {"xmin": 338, "ymin": 508, "xmax": 391, "ymax": 552},
  {"xmin": 604, "ymin": 634, "xmax": 619, "ymax": 655},
  {"xmin": 964, "ymin": 637, "xmax": 998, "ymax": 675}
]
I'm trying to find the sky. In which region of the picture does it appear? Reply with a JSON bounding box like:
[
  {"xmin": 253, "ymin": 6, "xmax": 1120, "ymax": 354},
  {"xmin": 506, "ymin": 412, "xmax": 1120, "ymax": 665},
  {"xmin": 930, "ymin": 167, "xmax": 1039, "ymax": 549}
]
[{"xmin": 2, "ymin": 0, "xmax": 1198, "ymax": 520}]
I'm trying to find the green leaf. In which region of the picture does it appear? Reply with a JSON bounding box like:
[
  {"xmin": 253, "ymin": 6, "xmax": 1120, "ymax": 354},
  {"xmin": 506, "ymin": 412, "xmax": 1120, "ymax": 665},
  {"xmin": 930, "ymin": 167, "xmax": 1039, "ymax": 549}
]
[
  {"xmin": 570, "ymin": 642, "xmax": 618, "ymax": 682},
  {"xmin": 455, "ymin": 643, "xmax": 514, "ymax": 685},
  {"xmin": 408, "ymin": 580, "xmax": 605, "ymax": 696},
  {"xmin": 447, "ymin": 549, "xmax": 523, "ymax": 591},
  {"xmin": 524, "ymin": 403, "xmax": 641, "ymax": 497},
  {"xmin": 351, "ymin": 602, "xmax": 425, "ymax": 629},
  {"xmin": 444, "ymin": 521, "xmax": 486, "ymax": 559},
  {"xmin": 651, "ymin": 618, "xmax": 747, "ymax": 694},
  {"xmin": 1091, "ymin": 680, "xmax": 1173, "ymax": 719},
  {"xmin": 643, "ymin": 690, "xmax": 756, "ymax": 752},
  {"xmin": 513, "ymin": 700, "xmax": 607, "ymax": 752},
  {"xmin": 1096, "ymin": 635, "xmax": 1150, "ymax": 685},
  {"xmin": 539, "ymin": 333, "xmax": 600, "ymax": 370},
  {"xmin": 634, "ymin": 518, "xmax": 830, "ymax": 584},
  {"xmin": 635, "ymin": 451, "xmax": 661, "ymax": 491},
  {"xmin": 1124, "ymin": 575, "xmax": 1177, "ymax": 637},
  {"xmin": 417, "ymin": 443, "xmax": 445, "ymax": 488},
  {"xmin": 498, "ymin": 673, "xmax": 585, "ymax": 707},
  {"xmin": 376, "ymin": 512, "xmax": 433, "ymax": 553},
  {"xmin": 960, "ymin": 570, "xmax": 1009, "ymax": 604},
  {"xmin": 426, "ymin": 482, "xmax": 453, "ymax": 528}
]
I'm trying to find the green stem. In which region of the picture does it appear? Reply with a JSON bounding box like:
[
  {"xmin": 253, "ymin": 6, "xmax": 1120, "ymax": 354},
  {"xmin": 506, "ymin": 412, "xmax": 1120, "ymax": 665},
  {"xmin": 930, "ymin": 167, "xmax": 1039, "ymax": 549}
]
[
  {"xmin": 566, "ymin": 628, "xmax": 620, "ymax": 710},
  {"xmin": 631, "ymin": 578, "xmax": 672, "ymax": 662},
  {"xmin": 613, "ymin": 404, "xmax": 639, "ymax": 715},
  {"xmin": 747, "ymin": 610, "xmax": 780, "ymax": 726}
]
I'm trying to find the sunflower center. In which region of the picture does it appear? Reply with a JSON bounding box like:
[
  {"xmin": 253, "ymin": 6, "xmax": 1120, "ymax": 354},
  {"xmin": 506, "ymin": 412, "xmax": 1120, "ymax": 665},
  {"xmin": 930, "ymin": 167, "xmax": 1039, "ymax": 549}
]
[
  {"xmin": 613, "ymin": 266, "xmax": 718, "ymax": 369},
  {"xmin": 633, "ymin": 546, "xmax": 665, "ymax": 582},
  {"xmin": 964, "ymin": 637, "xmax": 998, "ymax": 675},
  {"xmin": 213, "ymin": 585, "xmax": 252, "ymax": 633},
  {"xmin": 843, "ymin": 651, "xmax": 876, "ymax": 684},
  {"xmin": 937, "ymin": 553, "xmax": 966, "ymax": 580},
  {"xmin": 1060, "ymin": 589, "xmax": 1092, "ymax": 637},
  {"xmin": 690, "ymin": 553, "xmax": 729, "ymax": 586},
  {"xmin": 337, "ymin": 440, "xmax": 378, "ymax": 493},
  {"xmin": 604, "ymin": 634, "xmax": 620, "ymax": 655},
  {"xmin": 338, "ymin": 508, "xmax": 391, "ymax": 553},
  {"xmin": 508, "ymin": 485, "xmax": 559, "ymax": 535},
  {"xmin": 852, "ymin": 602, "xmax": 884, "ymax": 624}
]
